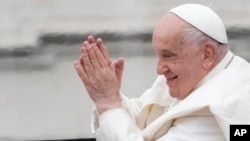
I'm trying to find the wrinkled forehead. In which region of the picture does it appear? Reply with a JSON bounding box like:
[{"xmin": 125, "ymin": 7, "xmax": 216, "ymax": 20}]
[
  {"xmin": 153, "ymin": 13, "xmax": 187, "ymax": 38},
  {"xmin": 152, "ymin": 13, "xmax": 200, "ymax": 56},
  {"xmin": 152, "ymin": 14, "xmax": 187, "ymax": 45}
]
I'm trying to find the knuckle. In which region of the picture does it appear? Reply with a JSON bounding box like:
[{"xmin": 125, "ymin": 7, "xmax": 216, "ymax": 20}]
[
  {"xmin": 90, "ymin": 56, "xmax": 96, "ymax": 60},
  {"xmin": 84, "ymin": 64, "xmax": 93, "ymax": 71},
  {"xmin": 97, "ymin": 57, "xmax": 103, "ymax": 62}
]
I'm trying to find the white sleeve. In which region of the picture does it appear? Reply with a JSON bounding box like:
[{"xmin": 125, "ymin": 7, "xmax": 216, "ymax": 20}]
[
  {"xmin": 93, "ymin": 108, "xmax": 144, "ymax": 141},
  {"xmin": 91, "ymin": 93, "xmax": 144, "ymax": 141}
]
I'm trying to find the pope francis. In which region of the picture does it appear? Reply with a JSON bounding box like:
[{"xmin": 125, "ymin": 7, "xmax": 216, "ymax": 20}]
[{"xmin": 74, "ymin": 3, "xmax": 250, "ymax": 141}]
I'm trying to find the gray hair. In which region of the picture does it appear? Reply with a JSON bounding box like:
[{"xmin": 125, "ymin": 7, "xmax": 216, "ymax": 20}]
[
  {"xmin": 183, "ymin": 23, "xmax": 214, "ymax": 45},
  {"xmin": 183, "ymin": 23, "xmax": 228, "ymax": 46},
  {"xmin": 182, "ymin": 23, "xmax": 229, "ymax": 57}
]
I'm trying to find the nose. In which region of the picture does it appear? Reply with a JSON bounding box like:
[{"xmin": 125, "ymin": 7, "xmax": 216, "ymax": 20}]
[{"xmin": 157, "ymin": 60, "xmax": 168, "ymax": 75}]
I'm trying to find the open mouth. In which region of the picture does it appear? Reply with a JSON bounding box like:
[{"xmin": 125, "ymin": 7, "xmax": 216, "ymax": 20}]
[{"xmin": 167, "ymin": 76, "xmax": 178, "ymax": 81}]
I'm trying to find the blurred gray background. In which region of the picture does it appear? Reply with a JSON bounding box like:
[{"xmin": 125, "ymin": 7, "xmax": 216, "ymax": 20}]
[{"xmin": 0, "ymin": 0, "xmax": 250, "ymax": 140}]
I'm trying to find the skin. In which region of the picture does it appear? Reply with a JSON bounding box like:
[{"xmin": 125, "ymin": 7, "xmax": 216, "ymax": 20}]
[
  {"xmin": 74, "ymin": 36, "xmax": 124, "ymax": 114},
  {"xmin": 152, "ymin": 13, "xmax": 227, "ymax": 99},
  {"xmin": 74, "ymin": 13, "xmax": 228, "ymax": 114}
]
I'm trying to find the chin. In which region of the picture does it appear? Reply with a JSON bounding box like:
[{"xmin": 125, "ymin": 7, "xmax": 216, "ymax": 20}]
[{"xmin": 169, "ymin": 91, "xmax": 180, "ymax": 99}]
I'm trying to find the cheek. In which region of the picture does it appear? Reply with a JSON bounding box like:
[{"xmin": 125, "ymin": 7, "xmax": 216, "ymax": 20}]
[
  {"xmin": 177, "ymin": 69, "xmax": 198, "ymax": 98},
  {"xmin": 178, "ymin": 60, "xmax": 202, "ymax": 87},
  {"xmin": 184, "ymin": 60, "xmax": 201, "ymax": 79},
  {"xmin": 183, "ymin": 61, "xmax": 204, "ymax": 88}
]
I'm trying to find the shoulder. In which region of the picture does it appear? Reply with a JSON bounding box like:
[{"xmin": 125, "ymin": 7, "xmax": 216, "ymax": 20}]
[{"xmin": 229, "ymin": 55, "xmax": 250, "ymax": 77}]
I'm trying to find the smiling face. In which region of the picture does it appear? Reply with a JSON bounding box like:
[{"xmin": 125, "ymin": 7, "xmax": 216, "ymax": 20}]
[{"xmin": 152, "ymin": 14, "xmax": 210, "ymax": 100}]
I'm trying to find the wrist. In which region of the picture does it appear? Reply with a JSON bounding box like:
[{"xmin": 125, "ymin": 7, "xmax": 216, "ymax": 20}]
[
  {"xmin": 96, "ymin": 102, "xmax": 122, "ymax": 115},
  {"xmin": 95, "ymin": 95, "xmax": 122, "ymax": 115}
]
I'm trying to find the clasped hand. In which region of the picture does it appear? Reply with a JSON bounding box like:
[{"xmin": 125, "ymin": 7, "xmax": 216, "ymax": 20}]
[{"xmin": 74, "ymin": 36, "xmax": 124, "ymax": 115}]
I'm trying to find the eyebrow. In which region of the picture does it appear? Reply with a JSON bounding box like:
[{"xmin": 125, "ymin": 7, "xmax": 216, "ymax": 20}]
[{"xmin": 161, "ymin": 49, "xmax": 177, "ymax": 54}]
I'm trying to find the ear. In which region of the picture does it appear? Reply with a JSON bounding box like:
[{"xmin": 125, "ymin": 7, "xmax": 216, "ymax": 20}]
[{"xmin": 201, "ymin": 42, "xmax": 216, "ymax": 70}]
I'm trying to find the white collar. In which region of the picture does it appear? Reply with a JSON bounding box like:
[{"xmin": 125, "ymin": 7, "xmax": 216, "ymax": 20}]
[{"xmin": 194, "ymin": 50, "xmax": 234, "ymax": 90}]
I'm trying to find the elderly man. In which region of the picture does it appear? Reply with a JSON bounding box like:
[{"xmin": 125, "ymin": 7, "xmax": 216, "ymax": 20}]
[{"xmin": 74, "ymin": 3, "xmax": 250, "ymax": 141}]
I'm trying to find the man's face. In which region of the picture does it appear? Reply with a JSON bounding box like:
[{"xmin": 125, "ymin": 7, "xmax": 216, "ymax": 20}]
[{"xmin": 152, "ymin": 14, "xmax": 207, "ymax": 99}]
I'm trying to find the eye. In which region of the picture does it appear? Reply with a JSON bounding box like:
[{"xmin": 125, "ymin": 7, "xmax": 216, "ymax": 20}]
[{"xmin": 163, "ymin": 53, "xmax": 173, "ymax": 58}]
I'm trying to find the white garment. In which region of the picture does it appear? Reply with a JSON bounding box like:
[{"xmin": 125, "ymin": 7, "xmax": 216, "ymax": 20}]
[{"xmin": 91, "ymin": 51, "xmax": 250, "ymax": 141}]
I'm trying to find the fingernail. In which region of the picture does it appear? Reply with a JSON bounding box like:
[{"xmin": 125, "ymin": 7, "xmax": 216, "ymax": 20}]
[
  {"xmin": 74, "ymin": 61, "xmax": 81, "ymax": 67},
  {"xmin": 83, "ymin": 41, "xmax": 88, "ymax": 45}
]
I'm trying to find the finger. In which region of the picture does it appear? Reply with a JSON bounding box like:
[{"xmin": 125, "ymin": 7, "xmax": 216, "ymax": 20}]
[
  {"xmin": 80, "ymin": 54, "xmax": 84, "ymax": 66},
  {"xmin": 81, "ymin": 44, "xmax": 95, "ymax": 74},
  {"xmin": 74, "ymin": 60, "xmax": 88, "ymax": 82},
  {"xmin": 88, "ymin": 35, "xmax": 96, "ymax": 44},
  {"xmin": 92, "ymin": 43, "xmax": 108, "ymax": 68},
  {"xmin": 96, "ymin": 38, "xmax": 112, "ymax": 65},
  {"xmin": 84, "ymin": 41, "xmax": 101, "ymax": 69},
  {"xmin": 116, "ymin": 57, "xmax": 125, "ymax": 71},
  {"xmin": 112, "ymin": 58, "xmax": 124, "ymax": 71},
  {"xmin": 115, "ymin": 57, "xmax": 125, "ymax": 82}
]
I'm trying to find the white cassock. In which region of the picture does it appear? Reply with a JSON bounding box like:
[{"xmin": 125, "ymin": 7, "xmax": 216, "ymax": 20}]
[{"xmin": 91, "ymin": 51, "xmax": 250, "ymax": 141}]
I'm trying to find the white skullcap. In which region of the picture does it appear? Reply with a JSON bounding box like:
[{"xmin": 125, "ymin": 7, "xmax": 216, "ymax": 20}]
[{"xmin": 170, "ymin": 4, "xmax": 228, "ymax": 44}]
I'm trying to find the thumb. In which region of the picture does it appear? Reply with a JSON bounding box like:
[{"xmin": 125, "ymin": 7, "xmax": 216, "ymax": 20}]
[{"xmin": 115, "ymin": 57, "xmax": 124, "ymax": 82}]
